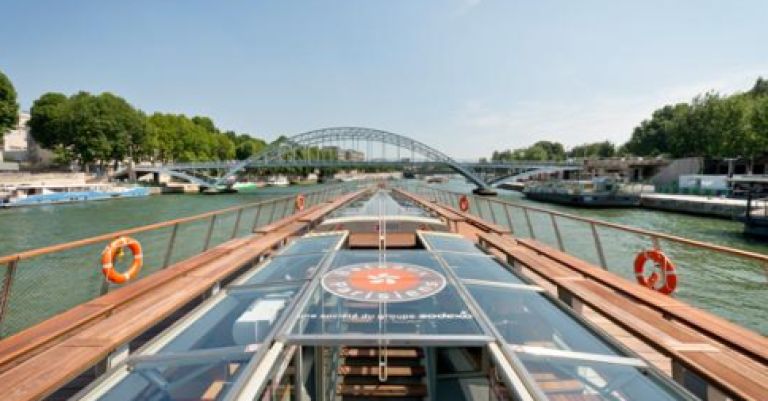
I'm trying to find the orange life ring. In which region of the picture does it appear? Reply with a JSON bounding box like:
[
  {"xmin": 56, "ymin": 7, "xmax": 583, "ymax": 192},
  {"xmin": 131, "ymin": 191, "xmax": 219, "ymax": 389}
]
[
  {"xmin": 634, "ymin": 249, "xmax": 677, "ymax": 295},
  {"xmin": 101, "ymin": 236, "xmax": 143, "ymax": 284},
  {"xmin": 295, "ymin": 194, "xmax": 306, "ymax": 211},
  {"xmin": 459, "ymin": 195, "xmax": 470, "ymax": 212}
]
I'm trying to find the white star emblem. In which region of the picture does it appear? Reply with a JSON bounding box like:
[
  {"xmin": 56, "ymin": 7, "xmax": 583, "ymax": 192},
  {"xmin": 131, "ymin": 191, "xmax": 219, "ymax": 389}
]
[{"xmin": 368, "ymin": 272, "xmax": 399, "ymax": 285}]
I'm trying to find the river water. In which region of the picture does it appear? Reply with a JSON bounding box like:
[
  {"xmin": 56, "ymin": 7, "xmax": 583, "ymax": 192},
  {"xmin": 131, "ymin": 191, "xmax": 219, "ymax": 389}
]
[{"xmin": 0, "ymin": 181, "xmax": 766, "ymax": 336}]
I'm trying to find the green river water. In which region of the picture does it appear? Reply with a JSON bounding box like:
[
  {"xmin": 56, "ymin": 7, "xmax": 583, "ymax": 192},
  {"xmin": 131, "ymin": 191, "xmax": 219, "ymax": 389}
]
[{"xmin": 0, "ymin": 181, "xmax": 765, "ymax": 337}]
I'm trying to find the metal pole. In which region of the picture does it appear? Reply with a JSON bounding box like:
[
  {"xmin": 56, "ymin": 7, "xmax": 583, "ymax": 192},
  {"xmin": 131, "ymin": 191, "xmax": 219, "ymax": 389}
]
[
  {"xmin": 251, "ymin": 205, "xmax": 263, "ymax": 232},
  {"xmin": 503, "ymin": 204, "xmax": 515, "ymax": 234},
  {"xmin": 590, "ymin": 222, "xmax": 608, "ymax": 269},
  {"xmin": 0, "ymin": 260, "xmax": 19, "ymax": 332},
  {"xmin": 231, "ymin": 209, "xmax": 244, "ymax": 239},
  {"xmin": 550, "ymin": 214, "xmax": 565, "ymax": 251},
  {"xmin": 523, "ymin": 208, "xmax": 535, "ymax": 239},
  {"xmin": 162, "ymin": 223, "xmax": 180, "ymax": 268},
  {"xmin": 487, "ymin": 199, "xmax": 498, "ymax": 224},
  {"xmin": 203, "ymin": 214, "xmax": 217, "ymax": 251},
  {"xmin": 267, "ymin": 199, "xmax": 278, "ymax": 224}
]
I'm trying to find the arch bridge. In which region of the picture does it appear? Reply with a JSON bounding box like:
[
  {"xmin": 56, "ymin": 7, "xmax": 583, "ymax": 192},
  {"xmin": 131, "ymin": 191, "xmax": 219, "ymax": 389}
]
[{"xmin": 121, "ymin": 127, "xmax": 582, "ymax": 194}]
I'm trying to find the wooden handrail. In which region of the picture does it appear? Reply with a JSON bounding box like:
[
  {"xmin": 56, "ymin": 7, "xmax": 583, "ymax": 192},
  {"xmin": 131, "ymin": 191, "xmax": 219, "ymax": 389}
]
[
  {"xmin": 419, "ymin": 185, "xmax": 768, "ymax": 265},
  {"xmin": 0, "ymin": 184, "xmax": 350, "ymax": 265}
]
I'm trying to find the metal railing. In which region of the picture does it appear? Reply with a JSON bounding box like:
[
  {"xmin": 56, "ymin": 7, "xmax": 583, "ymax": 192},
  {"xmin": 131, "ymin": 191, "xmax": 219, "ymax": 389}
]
[
  {"xmin": 0, "ymin": 182, "xmax": 362, "ymax": 338},
  {"xmin": 403, "ymin": 183, "xmax": 768, "ymax": 334}
]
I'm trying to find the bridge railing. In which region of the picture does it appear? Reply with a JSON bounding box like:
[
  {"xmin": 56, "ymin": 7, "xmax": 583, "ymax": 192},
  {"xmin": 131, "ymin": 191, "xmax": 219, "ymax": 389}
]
[
  {"xmin": 403, "ymin": 183, "xmax": 768, "ymax": 334},
  {"xmin": 0, "ymin": 182, "xmax": 362, "ymax": 338}
]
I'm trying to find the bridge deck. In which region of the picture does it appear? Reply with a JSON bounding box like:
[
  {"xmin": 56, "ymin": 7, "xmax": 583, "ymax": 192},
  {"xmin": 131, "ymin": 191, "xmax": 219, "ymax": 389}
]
[
  {"xmin": 0, "ymin": 188, "xmax": 368, "ymax": 401},
  {"xmin": 399, "ymin": 188, "xmax": 768, "ymax": 401}
]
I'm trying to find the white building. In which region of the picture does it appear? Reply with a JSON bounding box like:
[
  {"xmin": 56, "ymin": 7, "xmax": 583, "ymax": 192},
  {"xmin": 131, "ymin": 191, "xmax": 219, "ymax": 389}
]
[{"xmin": 2, "ymin": 112, "xmax": 53, "ymax": 166}]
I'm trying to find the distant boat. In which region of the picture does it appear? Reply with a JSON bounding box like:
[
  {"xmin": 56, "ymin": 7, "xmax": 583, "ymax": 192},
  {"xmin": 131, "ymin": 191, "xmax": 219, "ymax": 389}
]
[
  {"xmin": 0, "ymin": 184, "xmax": 150, "ymax": 207},
  {"xmin": 523, "ymin": 177, "xmax": 640, "ymax": 207},
  {"xmin": 232, "ymin": 181, "xmax": 266, "ymax": 191},
  {"xmin": 267, "ymin": 175, "xmax": 290, "ymax": 187},
  {"xmin": 425, "ymin": 176, "xmax": 447, "ymax": 184}
]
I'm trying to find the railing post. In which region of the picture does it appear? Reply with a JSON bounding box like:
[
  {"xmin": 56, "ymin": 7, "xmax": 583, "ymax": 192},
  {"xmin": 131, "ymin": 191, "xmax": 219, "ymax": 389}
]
[
  {"xmin": 503, "ymin": 204, "xmax": 515, "ymax": 234},
  {"xmin": 486, "ymin": 199, "xmax": 498, "ymax": 224},
  {"xmin": 162, "ymin": 223, "xmax": 180, "ymax": 268},
  {"xmin": 231, "ymin": 209, "xmax": 244, "ymax": 239},
  {"xmin": 0, "ymin": 259, "xmax": 19, "ymax": 333},
  {"xmin": 267, "ymin": 199, "xmax": 278, "ymax": 224},
  {"xmin": 251, "ymin": 205, "xmax": 263, "ymax": 232},
  {"xmin": 550, "ymin": 214, "xmax": 565, "ymax": 251},
  {"xmin": 203, "ymin": 214, "xmax": 217, "ymax": 251},
  {"xmin": 590, "ymin": 222, "xmax": 608, "ymax": 269},
  {"xmin": 523, "ymin": 208, "xmax": 535, "ymax": 239}
]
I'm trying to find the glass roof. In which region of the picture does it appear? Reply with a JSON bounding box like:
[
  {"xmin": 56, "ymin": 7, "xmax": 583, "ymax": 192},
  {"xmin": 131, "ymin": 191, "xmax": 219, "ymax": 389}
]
[
  {"xmin": 290, "ymin": 250, "xmax": 485, "ymax": 339},
  {"xmin": 278, "ymin": 233, "xmax": 345, "ymax": 256},
  {"xmin": 327, "ymin": 190, "xmax": 429, "ymax": 218},
  {"xmin": 421, "ymin": 232, "xmax": 484, "ymax": 254},
  {"xmin": 79, "ymin": 193, "xmax": 695, "ymax": 401}
]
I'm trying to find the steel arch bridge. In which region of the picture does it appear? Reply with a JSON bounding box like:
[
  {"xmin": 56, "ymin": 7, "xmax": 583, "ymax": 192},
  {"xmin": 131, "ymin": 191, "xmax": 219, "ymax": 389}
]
[{"xmin": 213, "ymin": 127, "xmax": 495, "ymax": 192}]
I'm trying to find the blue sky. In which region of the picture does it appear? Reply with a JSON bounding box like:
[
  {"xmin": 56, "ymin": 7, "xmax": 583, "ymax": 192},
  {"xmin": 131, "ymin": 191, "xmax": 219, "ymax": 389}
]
[{"xmin": 1, "ymin": 0, "xmax": 766, "ymax": 158}]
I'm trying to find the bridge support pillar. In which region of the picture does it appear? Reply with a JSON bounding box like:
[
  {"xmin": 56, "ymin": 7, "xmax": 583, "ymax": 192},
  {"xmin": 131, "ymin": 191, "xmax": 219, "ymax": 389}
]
[{"xmin": 152, "ymin": 172, "xmax": 160, "ymax": 185}]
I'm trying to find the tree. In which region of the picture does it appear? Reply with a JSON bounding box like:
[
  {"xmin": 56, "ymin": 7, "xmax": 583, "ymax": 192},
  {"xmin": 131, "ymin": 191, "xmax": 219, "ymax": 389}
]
[
  {"xmin": 0, "ymin": 70, "xmax": 19, "ymax": 146},
  {"xmin": 750, "ymin": 77, "xmax": 768, "ymax": 97},
  {"xmin": 567, "ymin": 141, "xmax": 616, "ymax": 158},
  {"xmin": 29, "ymin": 92, "xmax": 68, "ymax": 148}
]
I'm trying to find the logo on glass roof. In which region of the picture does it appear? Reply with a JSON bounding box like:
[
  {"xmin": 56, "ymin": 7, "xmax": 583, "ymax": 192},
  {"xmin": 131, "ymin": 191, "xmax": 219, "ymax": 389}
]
[{"xmin": 321, "ymin": 262, "xmax": 446, "ymax": 303}]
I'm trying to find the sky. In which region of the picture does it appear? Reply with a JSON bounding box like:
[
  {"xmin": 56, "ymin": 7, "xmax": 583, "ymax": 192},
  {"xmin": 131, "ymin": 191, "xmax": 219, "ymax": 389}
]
[{"xmin": 1, "ymin": 0, "xmax": 767, "ymax": 159}]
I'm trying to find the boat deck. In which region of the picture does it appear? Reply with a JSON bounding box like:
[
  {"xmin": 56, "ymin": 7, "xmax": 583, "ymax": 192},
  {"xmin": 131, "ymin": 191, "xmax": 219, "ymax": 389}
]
[{"xmin": 0, "ymin": 186, "xmax": 765, "ymax": 401}]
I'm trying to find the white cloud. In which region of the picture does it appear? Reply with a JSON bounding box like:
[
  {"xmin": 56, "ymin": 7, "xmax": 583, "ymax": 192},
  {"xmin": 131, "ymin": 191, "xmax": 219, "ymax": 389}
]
[{"xmin": 449, "ymin": 68, "xmax": 766, "ymax": 159}]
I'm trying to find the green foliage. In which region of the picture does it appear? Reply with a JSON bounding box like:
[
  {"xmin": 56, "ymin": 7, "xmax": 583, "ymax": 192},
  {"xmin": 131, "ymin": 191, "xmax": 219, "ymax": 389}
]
[
  {"xmin": 29, "ymin": 92, "xmax": 68, "ymax": 148},
  {"xmin": 29, "ymin": 91, "xmax": 146, "ymax": 167},
  {"xmin": 624, "ymin": 78, "xmax": 768, "ymax": 158},
  {"xmin": 491, "ymin": 140, "xmax": 566, "ymax": 161},
  {"xmin": 567, "ymin": 141, "xmax": 616, "ymax": 158},
  {"xmin": 0, "ymin": 70, "xmax": 19, "ymax": 136},
  {"xmin": 28, "ymin": 90, "xmax": 269, "ymax": 168}
]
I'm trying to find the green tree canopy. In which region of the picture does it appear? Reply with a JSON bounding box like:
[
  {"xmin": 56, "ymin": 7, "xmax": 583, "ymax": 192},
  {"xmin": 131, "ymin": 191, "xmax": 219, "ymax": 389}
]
[
  {"xmin": 0, "ymin": 70, "xmax": 19, "ymax": 136},
  {"xmin": 623, "ymin": 77, "xmax": 768, "ymax": 158}
]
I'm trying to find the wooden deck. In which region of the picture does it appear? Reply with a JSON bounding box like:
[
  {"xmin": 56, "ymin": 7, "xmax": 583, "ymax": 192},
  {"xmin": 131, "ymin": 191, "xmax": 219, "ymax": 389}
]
[
  {"xmin": 399, "ymin": 188, "xmax": 768, "ymax": 401},
  {"xmin": 0, "ymin": 188, "xmax": 368, "ymax": 401}
]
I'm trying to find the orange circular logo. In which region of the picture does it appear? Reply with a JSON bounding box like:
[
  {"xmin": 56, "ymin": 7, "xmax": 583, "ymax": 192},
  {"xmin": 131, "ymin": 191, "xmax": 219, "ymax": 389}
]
[{"xmin": 322, "ymin": 263, "xmax": 446, "ymax": 303}]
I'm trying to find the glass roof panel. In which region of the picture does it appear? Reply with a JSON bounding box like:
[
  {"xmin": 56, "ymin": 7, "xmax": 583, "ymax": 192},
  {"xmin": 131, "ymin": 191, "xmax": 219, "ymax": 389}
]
[
  {"xmin": 421, "ymin": 233, "xmax": 483, "ymax": 254},
  {"xmin": 328, "ymin": 190, "xmax": 429, "ymax": 218},
  {"xmin": 466, "ymin": 284, "xmax": 621, "ymax": 356},
  {"xmin": 516, "ymin": 354, "xmax": 690, "ymax": 401},
  {"xmin": 278, "ymin": 233, "xmax": 344, "ymax": 256},
  {"xmin": 440, "ymin": 252, "xmax": 526, "ymax": 284},
  {"xmin": 93, "ymin": 352, "xmax": 250, "ymax": 401},
  {"xmin": 242, "ymin": 253, "xmax": 325, "ymax": 284},
  {"xmin": 155, "ymin": 283, "xmax": 301, "ymax": 354},
  {"xmin": 293, "ymin": 250, "xmax": 484, "ymax": 337}
]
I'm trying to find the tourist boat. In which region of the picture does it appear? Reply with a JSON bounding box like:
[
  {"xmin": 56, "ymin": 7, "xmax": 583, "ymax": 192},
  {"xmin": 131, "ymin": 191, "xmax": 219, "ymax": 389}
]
[
  {"xmin": 0, "ymin": 183, "xmax": 150, "ymax": 207},
  {"xmin": 23, "ymin": 188, "xmax": 699, "ymax": 401},
  {"xmin": 267, "ymin": 175, "xmax": 290, "ymax": 187},
  {"xmin": 523, "ymin": 177, "xmax": 640, "ymax": 207}
]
